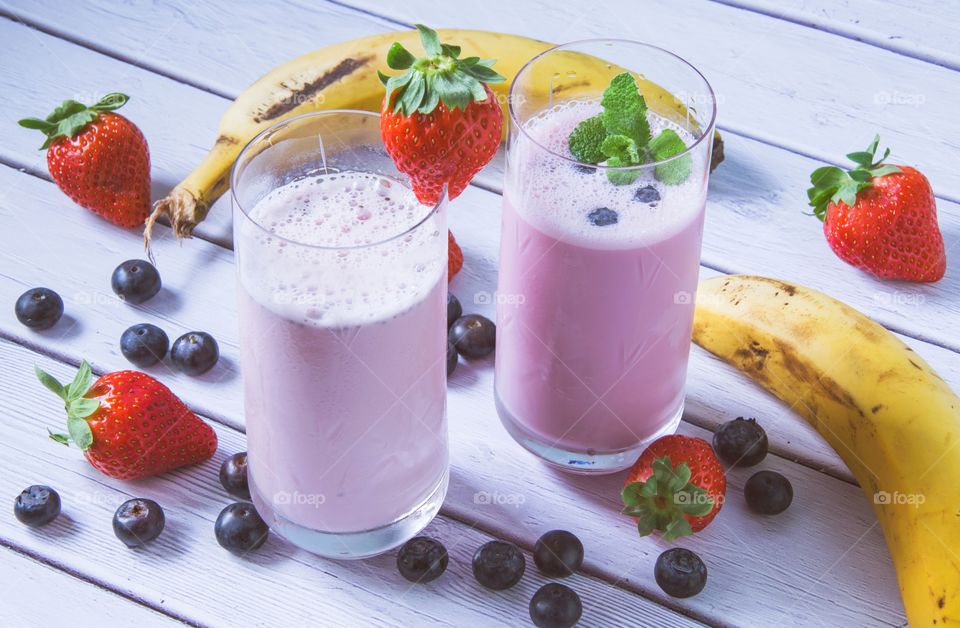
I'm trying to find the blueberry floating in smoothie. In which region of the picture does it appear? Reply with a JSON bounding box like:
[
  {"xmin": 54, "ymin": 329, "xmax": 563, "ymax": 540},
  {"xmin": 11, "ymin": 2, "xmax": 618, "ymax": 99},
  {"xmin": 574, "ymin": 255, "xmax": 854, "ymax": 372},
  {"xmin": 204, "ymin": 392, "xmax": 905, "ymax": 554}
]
[
  {"xmin": 634, "ymin": 185, "xmax": 661, "ymax": 204},
  {"xmin": 587, "ymin": 207, "xmax": 618, "ymax": 227}
]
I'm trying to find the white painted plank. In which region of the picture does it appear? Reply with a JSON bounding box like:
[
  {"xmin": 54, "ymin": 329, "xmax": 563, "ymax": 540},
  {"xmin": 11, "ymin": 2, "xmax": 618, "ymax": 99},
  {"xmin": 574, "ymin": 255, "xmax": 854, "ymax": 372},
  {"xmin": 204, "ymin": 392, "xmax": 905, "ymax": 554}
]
[
  {"xmin": 0, "ymin": 340, "xmax": 697, "ymax": 628},
  {"xmin": 1, "ymin": 19, "xmax": 959, "ymax": 355},
  {"xmin": 0, "ymin": 162, "xmax": 912, "ymax": 624},
  {"xmin": 714, "ymin": 0, "xmax": 960, "ymax": 70},
  {"xmin": 0, "ymin": 546, "xmax": 182, "ymax": 627},
  {"xmin": 6, "ymin": 0, "xmax": 960, "ymax": 204}
]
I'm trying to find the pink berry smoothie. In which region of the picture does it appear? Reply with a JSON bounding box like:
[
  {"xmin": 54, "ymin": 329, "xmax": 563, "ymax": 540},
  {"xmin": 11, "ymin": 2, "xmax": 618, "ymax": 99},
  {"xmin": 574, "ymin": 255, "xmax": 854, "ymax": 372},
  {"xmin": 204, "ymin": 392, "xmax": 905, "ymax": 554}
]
[
  {"xmin": 495, "ymin": 101, "xmax": 707, "ymax": 472},
  {"xmin": 236, "ymin": 172, "xmax": 448, "ymax": 552}
]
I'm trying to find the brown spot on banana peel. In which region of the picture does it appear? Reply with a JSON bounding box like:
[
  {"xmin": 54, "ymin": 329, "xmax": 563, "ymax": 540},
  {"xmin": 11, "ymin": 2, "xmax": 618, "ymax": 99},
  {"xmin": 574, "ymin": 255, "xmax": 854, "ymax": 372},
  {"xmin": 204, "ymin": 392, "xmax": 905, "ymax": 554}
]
[{"xmin": 253, "ymin": 56, "xmax": 374, "ymax": 123}]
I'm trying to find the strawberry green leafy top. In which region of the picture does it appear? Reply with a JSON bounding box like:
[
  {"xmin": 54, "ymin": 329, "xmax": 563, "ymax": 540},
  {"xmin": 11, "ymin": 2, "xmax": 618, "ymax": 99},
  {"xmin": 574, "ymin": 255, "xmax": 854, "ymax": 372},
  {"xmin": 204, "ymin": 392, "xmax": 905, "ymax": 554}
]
[
  {"xmin": 18, "ymin": 93, "xmax": 130, "ymax": 150},
  {"xmin": 379, "ymin": 25, "xmax": 505, "ymax": 116},
  {"xmin": 568, "ymin": 73, "xmax": 691, "ymax": 186},
  {"xmin": 807, "ymin": 135, "xmax": 902, "ymax": 220}
]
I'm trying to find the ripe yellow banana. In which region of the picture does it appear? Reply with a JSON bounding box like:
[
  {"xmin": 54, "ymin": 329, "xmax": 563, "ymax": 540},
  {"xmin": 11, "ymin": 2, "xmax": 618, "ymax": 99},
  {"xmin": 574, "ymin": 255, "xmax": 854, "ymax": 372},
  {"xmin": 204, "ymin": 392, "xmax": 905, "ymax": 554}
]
[
  {"xmin": 692, "ymin": 275, "xmax": 960, "ymax": 626},
  {"xmin": 145, "ymin": 28, "xmax": 723, "ymax": 245}
]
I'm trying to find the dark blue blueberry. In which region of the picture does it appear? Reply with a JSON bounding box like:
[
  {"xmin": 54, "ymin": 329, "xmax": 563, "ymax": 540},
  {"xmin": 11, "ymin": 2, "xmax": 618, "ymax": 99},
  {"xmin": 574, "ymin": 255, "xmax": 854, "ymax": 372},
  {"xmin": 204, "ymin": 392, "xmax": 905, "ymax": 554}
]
[
  {"xmin": 215, "ymin": 502, "xmax": 268, "ymax": 554},
  {"xmin": 529, "ymin": 583, "xmax": 583, "ymax": 628},
  {"xmin": 634, "ymin": 185, "xmax": 661, "ymax": 204},
  {"xmin": 587, "ymin": 207, "xmax": 618, "ymax": 227},
  {"xmin": 397, "ymin": 536, "xmax": 449, "ymax": 583},
  {"xmin": 219, "ymin": 452, "xmax": 250, "ymax": 500},
  {"xmin": 111, "ymin": 259, "xmax": 162, "ymax": 304},
  {"xmin": 113, "ymin": 498, "xmax": 165, "ymax": 548},
  {"xmin": 533, "ymin": 530, "xmax": 583, "ymax": 577},
  {"xmin": 447, "ymin": 292, "xmax": 462, "ymax": 330},
  {"xmin": 449, "ymin": 315, "xmax": 496, "ymax": 359},
  {"xmin": 573, "ymin": 164, "xmax": 597, "ymax": 175},
  {"xmin": 171, "ymin": 331, "xmax": 220, "ymax": 375},
  {"xmin": 446, "ymin": 341, "xmax": 458, "ymax": 377},
  {"xmin": 655, "ymin": 548, "xmax": 707, "ymax": 598},
  {"xmin": 120, "ymin": 323, "xmax": 169, "ymax": 367},
  {"xmin": 713, "ymin": 417, "xmax": 768, "ymax": 467},
  {"xmin": 15, "ymin": 288, "xmax": 63, "ymax": 330},
  {"xmin": 472, "ymin": 540, "xmax": 525, "ymax": 590},
  {"xmin": 744, "ymin": 470, "xmax": 793, "ymax": 515},
  {"xmin": 14, "ymin": 485, "xmax": 61, "ymax": 527}
]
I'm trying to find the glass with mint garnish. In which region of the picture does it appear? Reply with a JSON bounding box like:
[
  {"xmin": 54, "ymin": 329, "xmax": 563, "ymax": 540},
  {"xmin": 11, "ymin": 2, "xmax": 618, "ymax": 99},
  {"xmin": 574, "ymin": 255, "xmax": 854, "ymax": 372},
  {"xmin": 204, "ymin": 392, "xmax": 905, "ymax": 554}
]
[{"xmin": 494, "ymin": 39, "xmax": 717, "ymax": 474}]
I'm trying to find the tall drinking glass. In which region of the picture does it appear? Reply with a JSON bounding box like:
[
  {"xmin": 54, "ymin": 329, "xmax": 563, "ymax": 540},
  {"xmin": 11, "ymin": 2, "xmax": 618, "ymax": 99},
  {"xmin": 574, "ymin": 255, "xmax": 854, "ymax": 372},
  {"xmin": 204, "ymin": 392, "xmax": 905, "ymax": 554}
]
[
  {"xmin": 232, "ymin": 111, "xmax": 449, "ymax": 558},
  {"xmin": 496, "ymin": 40, "xmax": 716, "ymax": 474}
]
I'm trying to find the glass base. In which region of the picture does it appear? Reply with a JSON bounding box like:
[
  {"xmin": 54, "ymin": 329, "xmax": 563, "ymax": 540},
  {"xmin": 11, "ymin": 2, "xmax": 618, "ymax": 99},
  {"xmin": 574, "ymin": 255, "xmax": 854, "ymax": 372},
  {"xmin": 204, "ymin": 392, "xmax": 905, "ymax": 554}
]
[
  {"xmin": 495, "ymin": 393, "xmax": 684, "ymax": 475},
  {"xmin": 251, "ymin": 471, "xmax": 449, "ymax": 560}
]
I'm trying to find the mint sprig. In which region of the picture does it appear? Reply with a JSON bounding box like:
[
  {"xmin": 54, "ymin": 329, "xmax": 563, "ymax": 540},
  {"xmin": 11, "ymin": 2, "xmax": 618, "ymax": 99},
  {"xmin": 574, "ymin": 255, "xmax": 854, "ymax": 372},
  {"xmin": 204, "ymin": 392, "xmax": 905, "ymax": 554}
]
[
  {"xmin": 567, "ymin": 73, "xmax": 691, "ymax": 186},
  {"xmin": 807, "ymin": 135, "xmax": 902, "ymax": 220},
  {"xmin": 379, "ymin": 25, "xmax": 505, "ymax": 116}
]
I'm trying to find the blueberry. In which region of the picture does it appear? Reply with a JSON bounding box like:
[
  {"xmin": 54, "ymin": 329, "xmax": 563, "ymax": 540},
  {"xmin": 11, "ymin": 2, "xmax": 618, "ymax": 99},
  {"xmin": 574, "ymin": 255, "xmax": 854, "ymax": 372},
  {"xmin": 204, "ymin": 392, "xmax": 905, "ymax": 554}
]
[
  {"xmin": 171, "ymin": 331, "xmax": 219, "ymax": 375},
  {"xmin": 215, "ymin": 502, "xmax": 269, "ymax": 554},
  {"xmin": 111, "ymin": 259, "xmax": 161, "ymax": 304},
  {"xmin": 113, "ymin": 498, "xmax": 165, "ymax": 548},
  {"xmin": 529, "ymin": 583, "xmax": 583, "ymax": 628},
  {"xmin": 446, "ymin": 341, "xmax": 458, "ymax": 377},
  {"xmin": 573, "ymin": 164, "xmax": 596, "ymax": 175},
  {"xmin": 219, "ymin": 452, "xmax": 250, "ymax": 500},
  {"xmin": 397, "ymin": 536, "xmax": 449, "ymax": 583},
  {"xmin": 533, "ymin": 530, "xmax": 583, "ymax": 577},
  {"xmin": 15, "ymin": 288, "xmax": 63, "ymax": 330},
  {"xmin": 587, "ymin": 207, "xmax": 618, "ymax": 227},
  {"xmin": 713, "ymin": 417, "xmax": 768, "ymax": 467},
  {"xmin": 634, "ymin": 185, "xmax": 661, "ymax": 204},
  {"xmin": 744, "ymin": 470, "xmax": 793, "ymax": 515},
  {"xmin": 14, "ymin": 485, "xmax": 61, "ymax": 527},
  {"xmin": 472, "ymin": 540, "xmax": 525, "ymax": 590},
  {"xmin": 449, "ymin": 315, "xmax": 496, "ymax": 359},
  {"xmin": 655, "ymin": 547, "xmax": 707, "ymax": 598},
  {"xmin": 120, "ymin": 323, "xmax": 169, "ymax": 367},
  {"xmin": 447, "ymin": 292, "xmax": 462, "ymax": 330}
]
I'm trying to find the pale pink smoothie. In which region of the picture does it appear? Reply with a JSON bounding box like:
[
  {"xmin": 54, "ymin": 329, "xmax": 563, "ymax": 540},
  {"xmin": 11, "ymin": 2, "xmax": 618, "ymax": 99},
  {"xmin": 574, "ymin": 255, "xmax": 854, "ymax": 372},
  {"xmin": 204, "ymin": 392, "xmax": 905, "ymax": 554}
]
[
  {"xmin": 496, "ymin": 101, "xmax": 706, "ymax": 467},
  {"xmin": 237, "ymin": 172, "xmax": 448, "ymax": 539}
]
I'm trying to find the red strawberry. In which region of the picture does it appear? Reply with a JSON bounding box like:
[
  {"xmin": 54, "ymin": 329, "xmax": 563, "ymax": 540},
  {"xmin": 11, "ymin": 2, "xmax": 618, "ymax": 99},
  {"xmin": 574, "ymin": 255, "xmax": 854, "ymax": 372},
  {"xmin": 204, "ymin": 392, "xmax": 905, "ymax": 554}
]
[
  {"xmin": 36, "ymin": 361, "xmax": 217, "ymax": 480},
  {"xmin": 18, "ymin": 93, "xmax": 151, "ymax": 228},
  {"xmin": 448, "ymin": 229, "xmax": 463, "ymax": 280},
  {"xmin": 379, "ymin": 25, "xmax": 503, "ymax": 205},
  {"xmin": 622, "ymin": 435, "xmax": 726, "ymax": 539},
  {"xmin": 808, "ymin": 135, "xmax": 945, "ymax": 282}
]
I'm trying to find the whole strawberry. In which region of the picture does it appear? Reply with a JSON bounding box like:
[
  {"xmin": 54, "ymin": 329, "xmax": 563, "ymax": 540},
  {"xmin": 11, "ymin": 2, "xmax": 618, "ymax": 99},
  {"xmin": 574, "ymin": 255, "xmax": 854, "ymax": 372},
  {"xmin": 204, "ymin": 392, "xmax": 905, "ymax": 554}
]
[
  {"xmin": 622, "ymin": 435, "xmax": 726, "ymax": 540},
  {"xmin": 19, "ymin": 93, "xmax": 151, "ymax": 228},
  {"xmin": 36, "ymin": 361, "xmax": 217, "ymax": 480},
  {"xmin": 379, "ymin": 25, "xmax": 504, "ymax": 205},
  {"xmin": 448, "ymin": 229, "xmax": 463, "ymax": 280},
  {"xmin": 808, "ymin": 135, "xmax": 945, "ymax": 282}
]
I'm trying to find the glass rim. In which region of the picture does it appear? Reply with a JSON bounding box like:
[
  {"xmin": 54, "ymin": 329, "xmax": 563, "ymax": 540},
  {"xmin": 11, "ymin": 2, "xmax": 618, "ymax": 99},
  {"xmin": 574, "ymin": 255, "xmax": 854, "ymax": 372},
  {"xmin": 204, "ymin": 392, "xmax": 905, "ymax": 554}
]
[
  {"xmin": 508, "ymin": 38, "xmax": 717, "ymax": 170},
  {"xmin": 230, "ymin": 109, "xmax": 446, "ymax": 251}
]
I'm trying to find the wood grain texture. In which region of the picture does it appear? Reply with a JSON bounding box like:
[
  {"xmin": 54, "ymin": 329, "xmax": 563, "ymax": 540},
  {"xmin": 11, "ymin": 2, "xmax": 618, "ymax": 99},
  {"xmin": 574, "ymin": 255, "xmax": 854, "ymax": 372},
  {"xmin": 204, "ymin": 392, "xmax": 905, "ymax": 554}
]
[
  {"xmin": 5, "ymin": 0, "xmax": 958, "ymax": 203},
  {"xmin": 712, "ymin": 0, "xmax": 960, "ymax": 70},
  {"xmin": 0, "ymin": 546, "xmax": 183, "ymax": 626},
  {"xmin": 0, "ymin": 162, "xmax": 910, "ymax": 624},
  {"xmin": 1, "ymin": 18, "xmax": 958, "ymax": 354},
  {"xmin": 0, "ymin": 340, "xmax": 698, "ymax": 628}
]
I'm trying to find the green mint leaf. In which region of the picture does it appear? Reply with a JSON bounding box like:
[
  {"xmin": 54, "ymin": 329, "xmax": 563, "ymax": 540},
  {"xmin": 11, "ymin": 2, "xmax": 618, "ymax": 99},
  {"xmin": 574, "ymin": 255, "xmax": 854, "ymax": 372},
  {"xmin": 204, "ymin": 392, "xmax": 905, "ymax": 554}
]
[
  {"xmin": 67, "ymin": 416, "xmax": 93, "ymax": 450},
  {"xmin": 649, "ymin": 129, "xmax": 691, "ymax": 185},
  {"xmin": 601, "ymin": 134, "xmax": 640, "ymax": 163},
  {"xmin": 606, "ymin": 157, "xmax": 642, "ymax": 185},
  {"xmin": 35, "ymin": 365, "xmax": 67, "ymax": 400},
  {"xmin": 568, "ymin": 114, "xmax": 606, "ymax": 164},
  {"xmin": 415, "ymin": 24, "xmax": 442, "ymax": 56},
  {"xmin": 386, "ymin": 43, "xmax": 416, "ymax": 70},
  {"xmin": 600, "ymin": 73, "xmax": 650, "ymax": 146}
]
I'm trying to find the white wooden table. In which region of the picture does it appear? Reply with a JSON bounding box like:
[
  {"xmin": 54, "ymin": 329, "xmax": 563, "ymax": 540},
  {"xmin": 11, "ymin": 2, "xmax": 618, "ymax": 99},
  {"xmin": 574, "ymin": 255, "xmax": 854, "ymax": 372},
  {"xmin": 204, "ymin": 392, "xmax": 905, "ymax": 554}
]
[{"xmin": 0, "ymin": 1, "xmax": 955, "ymax": 625}]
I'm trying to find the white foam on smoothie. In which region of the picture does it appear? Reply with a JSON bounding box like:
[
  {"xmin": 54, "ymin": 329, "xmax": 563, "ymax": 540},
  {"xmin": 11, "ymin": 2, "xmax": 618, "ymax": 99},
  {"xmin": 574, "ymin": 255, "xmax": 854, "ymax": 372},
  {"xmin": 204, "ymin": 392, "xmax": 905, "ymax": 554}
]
[
  {"xmin": 510, "ymin": 99, "xmax": 707, "ymax": 248},
  {"xmin": 238, "ymin": 172, "xmax": 445, "ymax": 327}
]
